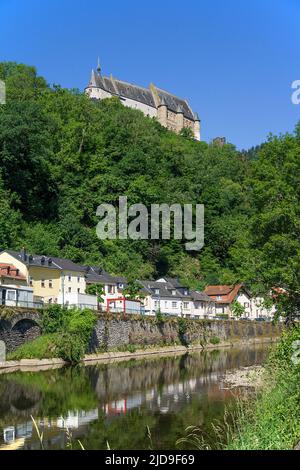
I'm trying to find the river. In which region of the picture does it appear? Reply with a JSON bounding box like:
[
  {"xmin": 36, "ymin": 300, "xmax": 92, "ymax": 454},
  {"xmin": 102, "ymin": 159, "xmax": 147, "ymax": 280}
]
[{"xmin": 0, "ymin": 345, "xmax": 270, "ymax": 450}]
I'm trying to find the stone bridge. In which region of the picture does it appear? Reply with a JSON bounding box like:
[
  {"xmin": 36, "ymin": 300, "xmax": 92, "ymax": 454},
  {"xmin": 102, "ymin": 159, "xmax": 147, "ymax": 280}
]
[{"xmin": 0, "ymin": 310, "xmax": 41, "ymax": 353}]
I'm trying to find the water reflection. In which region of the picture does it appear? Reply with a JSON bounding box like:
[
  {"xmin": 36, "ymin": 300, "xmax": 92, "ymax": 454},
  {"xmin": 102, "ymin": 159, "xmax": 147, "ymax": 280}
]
[{"xmin": 0, "ymin": 345, "xmax": 269, "ymax": 450}]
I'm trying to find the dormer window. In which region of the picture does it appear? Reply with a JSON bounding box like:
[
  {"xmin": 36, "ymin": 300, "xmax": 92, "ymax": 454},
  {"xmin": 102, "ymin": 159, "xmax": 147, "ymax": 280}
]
[
  {"xmin": 172, "ymin": 290, "xmax": 176, "ymax": 296},
  {"xmin": 155, "ymin": 289, "xmax": 160, "ymax": 295},
  {"xmin": 217, "ymin": 295, "xmax": 222, "ymax": 301}
]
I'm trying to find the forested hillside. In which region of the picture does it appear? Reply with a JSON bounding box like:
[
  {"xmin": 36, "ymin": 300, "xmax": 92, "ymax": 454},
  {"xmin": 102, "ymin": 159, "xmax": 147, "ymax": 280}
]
[{"xmin": 1, "ymin": 62, "xmax": 300, "ymax": 304}]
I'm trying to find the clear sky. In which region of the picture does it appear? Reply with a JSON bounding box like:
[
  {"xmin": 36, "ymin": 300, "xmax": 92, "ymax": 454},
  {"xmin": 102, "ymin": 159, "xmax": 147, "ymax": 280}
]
[{"xmin": 1, "ymin": 0, "xmax": 300, "ymax": 149}]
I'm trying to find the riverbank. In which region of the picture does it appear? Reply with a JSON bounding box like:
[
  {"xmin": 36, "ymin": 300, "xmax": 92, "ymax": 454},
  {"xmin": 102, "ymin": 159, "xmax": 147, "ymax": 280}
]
[
  {"xmin": 0, "ymin": 336, "xmax": 278, "ymax": 374},
  {"xmin": 224, "ymin": 325, "xmax": 300, "ymax": 450}
]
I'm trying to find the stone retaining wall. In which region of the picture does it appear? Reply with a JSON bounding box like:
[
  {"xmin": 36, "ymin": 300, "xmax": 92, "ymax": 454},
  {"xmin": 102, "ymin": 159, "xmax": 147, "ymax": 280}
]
[{"xmin": 90, "ymin": 316, "xmax": 283, "ymax": 352}]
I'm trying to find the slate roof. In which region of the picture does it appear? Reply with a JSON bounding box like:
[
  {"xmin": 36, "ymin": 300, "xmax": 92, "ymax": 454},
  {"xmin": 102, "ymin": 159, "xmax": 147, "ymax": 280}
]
[
  {"xmin": 87, "ymin": 70, "xmax": 196, "ymax": 120},
  {"xmin": 3, "ymin": 250, "xmax": 86, "ymax": 273},
  {"xmin": 155, "ymin": 87, "xmax": 195, "ymax": 120},
  {"xmin": 85, "ymin": 266, "xmax": 127, "ymax": 286},
  {"xmin": 138, "ymin": 279, "xmax": 191, "ymax": 299},
  {"xmin": 191, "ymin": 291, "xmax": 213, "ymax": 303}
]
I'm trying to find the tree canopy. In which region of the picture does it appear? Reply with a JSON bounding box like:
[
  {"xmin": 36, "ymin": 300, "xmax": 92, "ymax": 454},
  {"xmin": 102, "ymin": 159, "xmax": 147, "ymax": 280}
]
[{"xmin": 0, "ymin": 62, "xmax": 299, "ymax": 318}]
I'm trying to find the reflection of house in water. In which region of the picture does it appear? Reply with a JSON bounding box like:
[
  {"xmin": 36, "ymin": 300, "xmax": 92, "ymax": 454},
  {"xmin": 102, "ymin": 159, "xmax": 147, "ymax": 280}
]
[
  {"xmin": 57, "ymin": 410, "xmax": 99, "ymax": 430},
  {"xmin": 103, "ymin": 376, "xmax": 215, "ymax": 418},
  {"xmin": 1, "ymin": 422, "xmax": 33, "ymax": 450}
]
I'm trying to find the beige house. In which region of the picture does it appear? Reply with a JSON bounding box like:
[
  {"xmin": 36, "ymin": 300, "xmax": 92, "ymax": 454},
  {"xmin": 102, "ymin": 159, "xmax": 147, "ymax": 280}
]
[{"xmin": 0, "ymin": 250, "xmax": 87, "ymax": 306}]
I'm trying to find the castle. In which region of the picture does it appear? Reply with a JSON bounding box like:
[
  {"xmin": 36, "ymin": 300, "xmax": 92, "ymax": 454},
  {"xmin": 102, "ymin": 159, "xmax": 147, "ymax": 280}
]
[{"xmin": 85, "ymin": 60, "xmax": 201, "ymax": 141}]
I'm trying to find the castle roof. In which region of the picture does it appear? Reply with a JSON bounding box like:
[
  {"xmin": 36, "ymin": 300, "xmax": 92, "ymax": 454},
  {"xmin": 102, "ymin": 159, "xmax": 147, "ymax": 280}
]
[{"xmin": 87, "ymin": 70, "xmax": 196, "ymax": 120}]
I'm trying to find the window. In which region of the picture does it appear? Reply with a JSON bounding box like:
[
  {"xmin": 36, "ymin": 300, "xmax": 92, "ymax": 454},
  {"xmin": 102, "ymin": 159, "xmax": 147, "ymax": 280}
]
[
  {"xmin": 7, "ymin": 290, "xmax": 16, "ymax": 301},
  {"xmin": 172, "ymin": 302, "xmax": 178, "ymax": 309},
  {"xmin": 184, "ymin": 290, "xmax": 188, "ymax": 296},
  {"xmin": 172, "ymin": 290, "xmax": 176, "ymax": 296},
  {"xmin": 29, "ymin": 277, "xmax": 33, "ymax": 287},
  {"xmin": 217, "ymin": 295, "xmax": 222, "ymax": 301},
  {"xmin": 41, "ymin": 279, "xmax": 45, "ymax": 288},
  {"xmin": 244, "ymin": 302, "xmax": 250, "ymax": 308},
  {"xmin": 49, "ymin": 280, "xmax": 53, "ymax": 289},
  {"xmin": 108, "ymin": 285, "xmax": 115, "ymax": 294},
  {"xmin": 68, "ymin": 275, "xmax": 72, "ymax": 282},
  {"xmin": 155, "ymin": 289, "xmax": 160, "ymax": 295},
  {"xmin": 78, "ymin": 288, "xmax": 81, "ymax": 294},
  {"xmin": 68, "ymin": 287, "xmax": 72, "ymax": 293},
  {"xmin": 77, "ymin": 276, "xmax": 81, "ymax": 283},
  {"xmin": 183, "ymin": 302, "xmax": 189, "ymax": 310},
  {"xmin": 154, "ymin": 301, "xmax": 159, "ymax": 309}
]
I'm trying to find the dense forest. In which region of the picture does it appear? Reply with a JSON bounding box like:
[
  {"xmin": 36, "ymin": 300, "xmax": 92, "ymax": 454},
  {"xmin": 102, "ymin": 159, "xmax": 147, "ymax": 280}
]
[{"xmin": 0, "ymin": 62, "xmax": 300, "ymax": 310}]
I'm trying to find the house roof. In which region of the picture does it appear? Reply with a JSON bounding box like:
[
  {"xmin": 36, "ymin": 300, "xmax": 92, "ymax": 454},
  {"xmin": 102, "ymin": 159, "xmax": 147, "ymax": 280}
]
[
  {"xmin": 191, "ymin": 291, "xmax": 213, "ymax": 302},
  {"xmin": 2, "ymin": 250, "xmax": 86, "ymax": 273},
  {"xmin": 85, "ymin": 266, "xmax": 127, "ymax": 286},
  {"xmin": 0, "ymin": 263, "xmax": 26, "ymax": 281},
  {"xmin": 204, "ymin": 284, "xmax": 247, "ymax": 304},
  {"xmin": 138, "ymin": 279, "xmax": 191, "ymax": 299}
]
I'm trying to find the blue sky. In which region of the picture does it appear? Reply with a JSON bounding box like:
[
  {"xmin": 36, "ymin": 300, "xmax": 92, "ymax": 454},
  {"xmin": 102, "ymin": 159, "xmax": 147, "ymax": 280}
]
[{"xmin": 1, "ymin": 0, "xmax": 300, "ymax": 149}]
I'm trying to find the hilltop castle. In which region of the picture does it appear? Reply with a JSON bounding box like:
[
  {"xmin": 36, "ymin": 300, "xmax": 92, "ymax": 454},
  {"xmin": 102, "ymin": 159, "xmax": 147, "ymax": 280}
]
[{"xmin": 85, "ymin": 60, "xmax": 201, "ymax": 141}]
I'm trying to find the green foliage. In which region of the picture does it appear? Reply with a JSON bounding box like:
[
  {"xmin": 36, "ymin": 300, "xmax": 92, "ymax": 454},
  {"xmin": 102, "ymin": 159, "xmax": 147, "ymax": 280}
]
[
  {"xmin": 123, "ymin": 280, "xmax": 143, "ymax": 299},
  {"xmin": 178, "ymin": 317, "xmax": 189, "ymax": 346},
  {"xmin": 227, "ymin": 325, "xmax": 300, "ymax": 450},
  {"xmin": 230, "ymin": 300, "xmax": 246, "ymax": 318},
  {"xmin": 54, "ymin": 333, "xmax": 86, "ymax": 363},
  {"xmin": 8, "ymin": 334, "xmax": 58, "ymax": 360},
  {"xmin": 1, "ymin": 61, "xmax": 300, "ymax": 321},
  {"xmin": 14, "ymin": 305, "xmax": 97, "ymax": 363},
  {"xmin": 209, "ymin": 336, "xmax": 221, "ymax": 345},
  {"xmin": 155, "ymin": 309, "xmax": 165, "ymax": 324}
]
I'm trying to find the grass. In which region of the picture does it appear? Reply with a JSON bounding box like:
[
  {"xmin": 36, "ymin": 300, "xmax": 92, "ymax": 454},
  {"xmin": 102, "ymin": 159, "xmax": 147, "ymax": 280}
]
[
  {"xmin": 225, "ymin": 326, "xmax": 300, "ymax": 450},
  {"xmin": 7, "ymin": 334, "xmax": 59, "ymax": 360}
]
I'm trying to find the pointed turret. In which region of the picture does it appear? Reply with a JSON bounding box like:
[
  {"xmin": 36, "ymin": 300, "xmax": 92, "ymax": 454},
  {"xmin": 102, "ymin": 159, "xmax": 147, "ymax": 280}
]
[
  {"xmin": 96, "ymin": 57, "xmax": 101, "ymax": 76},
  {"xmin": 89, "ymin": 69, "xmax": 98, "ymax": 87},
  {"xmin": 194, "ymin": 112, "xmax": 200, "ymax": 122},
  {"xmin": 176, "ymin": 103, "xmax": 184, "ymax": 114},
  {"xmin": 158, "ymin": 96, "xmax": 167, "ymax": 108}
]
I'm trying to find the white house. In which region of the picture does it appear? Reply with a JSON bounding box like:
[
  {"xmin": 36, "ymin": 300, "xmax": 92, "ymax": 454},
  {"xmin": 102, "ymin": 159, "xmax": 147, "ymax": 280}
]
[{"xmin": 204, "ymin": 284, "xmax": 276, "ymax": 320}]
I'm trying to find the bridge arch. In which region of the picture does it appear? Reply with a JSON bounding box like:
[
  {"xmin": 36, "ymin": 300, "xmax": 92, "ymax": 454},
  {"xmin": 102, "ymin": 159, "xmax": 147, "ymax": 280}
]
[{"xmin": 0, "ymin": 312, "xmax": 41, "ymax": 353}]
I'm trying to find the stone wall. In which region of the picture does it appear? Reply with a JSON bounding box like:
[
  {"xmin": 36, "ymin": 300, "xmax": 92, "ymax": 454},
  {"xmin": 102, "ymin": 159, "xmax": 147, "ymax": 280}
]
[
  {"xmin": 0, "ymin": 310, "xmax": 41, "ymax": 353},
  {"xmin": 89, "ymin": 316, "xmax": 283, "ymax": 352}
]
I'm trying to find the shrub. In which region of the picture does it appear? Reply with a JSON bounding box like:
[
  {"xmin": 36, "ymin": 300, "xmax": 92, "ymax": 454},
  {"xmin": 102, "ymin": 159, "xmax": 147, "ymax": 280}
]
[
  {"xmin": 178, "ymin": 317, "xmax": 189, "ymax": 346},
  {"xmin": 210, "ymin": 336, "xmax": 221, "ymax": 345},
  {"xmin": 12, "ymin": 306, "xmax": 97, "ymax": 363},
  {"xmin": 54, "ymin": 333, "xmax": 86, "ymax": 363},
  {"xmin": 155, "ymin": 310, "xmax": 165, "ymax": 324}
]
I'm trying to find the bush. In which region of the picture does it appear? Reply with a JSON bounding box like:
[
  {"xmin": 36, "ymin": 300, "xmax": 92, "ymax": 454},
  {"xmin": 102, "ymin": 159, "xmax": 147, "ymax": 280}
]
[
  {"xmin": 210, "ymin": 336, "xmax": 221, "ymax": 345},
  {"xmin": 11, "ymin": 306, "xmax": 97, "ymax": 363},
  {"xmin": 54, "ymin": 333, "xmax": 86, "ymax": 363},
  {"xmin": 178, "ymin": 317, "xmax": 189, "ymax": 346}
]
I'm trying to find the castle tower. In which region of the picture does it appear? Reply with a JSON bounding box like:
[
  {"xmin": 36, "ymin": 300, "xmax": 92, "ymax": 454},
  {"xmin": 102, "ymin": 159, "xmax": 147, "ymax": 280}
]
[
  {"xmin": 157, "ymin": 96, "xmax": 168, "ymax": 127},
  {"xmin": 193, "ymin": 113, "xmax": 201, "ymax": 141},
  {"xmin": 176, "ymin": 104, "xmax": 184, "ymax": 133}
]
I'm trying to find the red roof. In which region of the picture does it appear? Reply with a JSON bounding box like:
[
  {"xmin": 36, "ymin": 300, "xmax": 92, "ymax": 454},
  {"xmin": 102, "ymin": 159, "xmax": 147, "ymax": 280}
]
[
  {"xmin": 0, "ymin": 263, "xmax": 26, "ymax": 281},
  {"xmin": 204, "ymin": 284, "xmax": 245, "ymax": 304}
]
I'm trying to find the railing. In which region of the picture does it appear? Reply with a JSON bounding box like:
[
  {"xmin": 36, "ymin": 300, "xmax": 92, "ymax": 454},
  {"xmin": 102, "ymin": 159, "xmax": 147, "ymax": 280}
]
[
  {"xmin": 107, "ymin": 307, "xmax": 145, "ymax": 316},
  {"xmin": 0, "ymin": 300, "xmax": 44, "ymax": 309}
]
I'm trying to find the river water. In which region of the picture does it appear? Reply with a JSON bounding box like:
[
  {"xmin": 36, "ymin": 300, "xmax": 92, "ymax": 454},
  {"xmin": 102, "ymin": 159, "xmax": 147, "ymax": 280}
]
[{"xmin": 0, "ymin": 345, "xmax": 270, "ymax": 450}]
